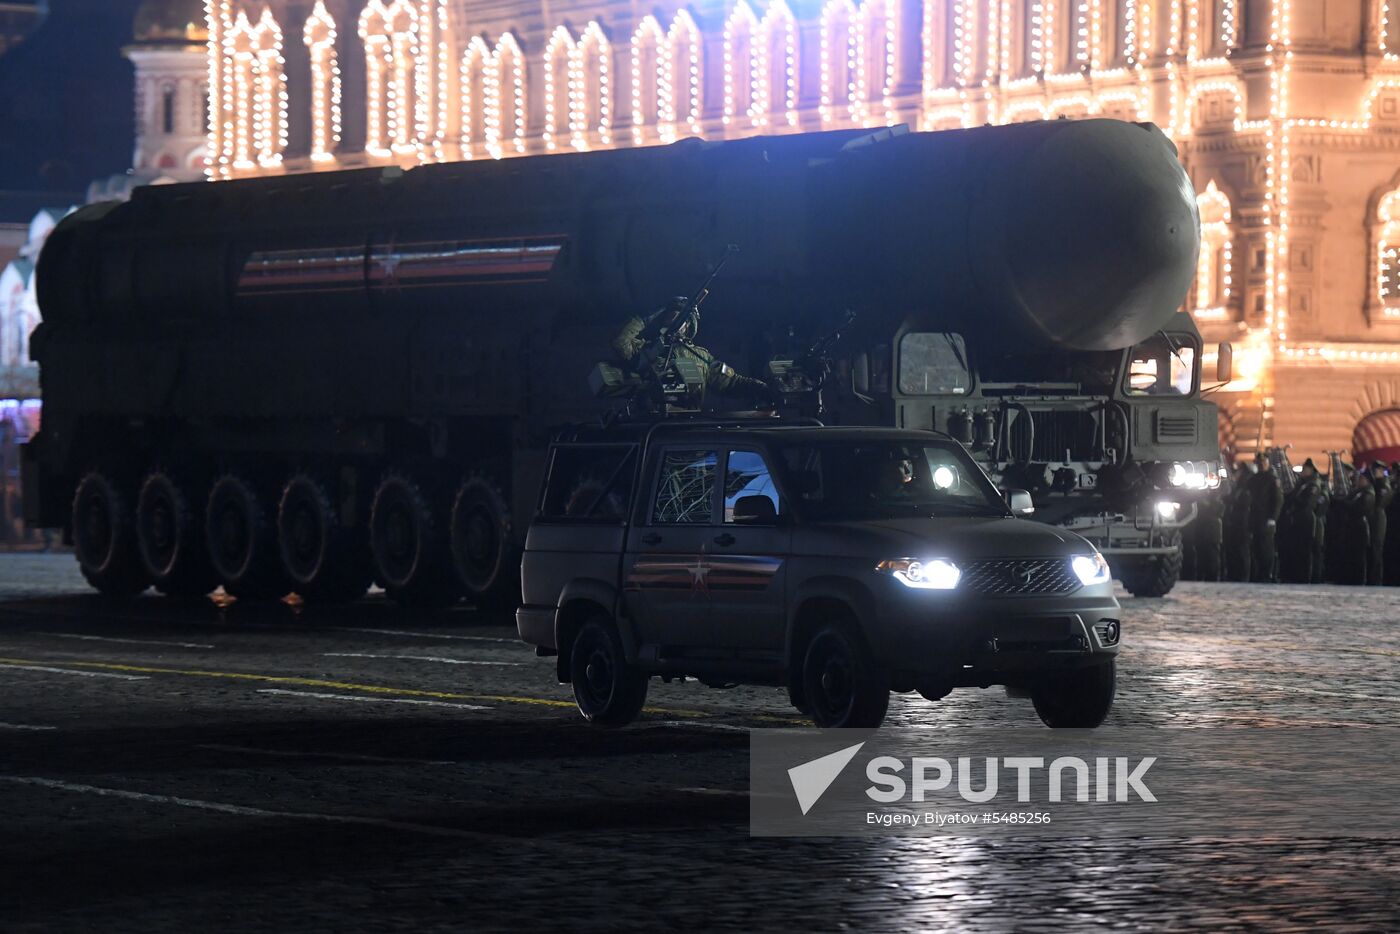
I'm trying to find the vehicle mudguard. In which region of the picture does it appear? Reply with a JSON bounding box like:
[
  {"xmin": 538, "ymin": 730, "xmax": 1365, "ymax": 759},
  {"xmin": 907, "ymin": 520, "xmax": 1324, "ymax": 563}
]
[
  {"xmin": 554, "ymin": 577, "xmax": 636, "ymax": 660},
  {"xmin": 785, "ymin": 575, "xmax": 879, "ymax": 665}
]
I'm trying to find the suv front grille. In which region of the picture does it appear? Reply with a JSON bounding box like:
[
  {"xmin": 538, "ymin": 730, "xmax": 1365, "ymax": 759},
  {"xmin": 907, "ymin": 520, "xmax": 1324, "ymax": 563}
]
[{"xmin": 960, "ymin": 558, "xmax": 1081, "ymax": 596}]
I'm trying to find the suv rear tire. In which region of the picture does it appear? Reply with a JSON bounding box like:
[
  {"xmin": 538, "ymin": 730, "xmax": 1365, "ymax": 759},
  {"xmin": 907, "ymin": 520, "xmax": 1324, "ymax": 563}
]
[
  {"xmin": 570, "ymin": 616, "xmax": 648, "ymax": 728},
  {"xmin": 800, "ymin": 620, "xmax": 889, "ymax": 729},
  {"xmin": 1030, "ymin": 660, "xmax": 1115, "ymax": 728}
]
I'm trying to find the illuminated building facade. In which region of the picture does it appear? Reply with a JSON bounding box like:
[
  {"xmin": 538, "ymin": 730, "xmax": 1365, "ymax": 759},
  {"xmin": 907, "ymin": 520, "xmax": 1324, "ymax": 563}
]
[{"xmin": 200, "ymin": 0, "xmax": 1399, "ymax": 463}]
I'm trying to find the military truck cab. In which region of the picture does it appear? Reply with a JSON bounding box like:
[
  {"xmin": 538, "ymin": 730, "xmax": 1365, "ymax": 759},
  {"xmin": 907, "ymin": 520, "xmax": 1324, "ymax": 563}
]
[
  {"xmin": 517, "ymin": 420, "xmax": 1121, "ymax": 729},
  {"xmin": 837, "ymin": 312, "xmax": 1230, "ymax": 598}
]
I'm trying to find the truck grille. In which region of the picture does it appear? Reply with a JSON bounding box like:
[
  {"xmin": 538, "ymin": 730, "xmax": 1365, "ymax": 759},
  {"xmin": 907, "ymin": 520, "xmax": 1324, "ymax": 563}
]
[
  {"xmin": 1154, "ymin": 412, "xmax": 1197, "ymax": 443},
  {"xmin": 1006, "ymin": 411, "xmax": 1099, "ymax": 462},
  {"xmin": 960, "ymin": 558, "xmax": 1081, "ymax": 596}
]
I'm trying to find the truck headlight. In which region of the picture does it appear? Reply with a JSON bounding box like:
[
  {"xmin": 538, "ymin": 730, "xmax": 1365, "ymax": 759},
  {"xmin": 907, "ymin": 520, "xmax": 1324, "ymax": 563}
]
[
  {"xmin": 1167, "ymin": 463, "xmax": 1187, "ymax": 487},
  {"xmin": 876, "ymin": 558, "xmax": 961, "ymax": 590},
  {"xmin": 1155, "ymin": 500, "xmax": 1181, "ymax": 521},
  {"xmin": 1071, "ymin": 553, "xmax": 1112, "ymax": 585}
]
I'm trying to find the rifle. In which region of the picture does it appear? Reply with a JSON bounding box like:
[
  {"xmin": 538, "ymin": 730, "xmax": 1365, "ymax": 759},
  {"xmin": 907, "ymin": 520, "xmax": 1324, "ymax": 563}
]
[{"xmin": 663, "ymin": 243, "xmax": 740, "ymax": 342}]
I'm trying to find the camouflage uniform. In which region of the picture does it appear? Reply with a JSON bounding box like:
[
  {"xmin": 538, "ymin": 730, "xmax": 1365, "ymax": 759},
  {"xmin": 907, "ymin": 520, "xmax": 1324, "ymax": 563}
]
[{"xmin": 612, "ymin": 312, "xmax": 769, "ymax": 404}]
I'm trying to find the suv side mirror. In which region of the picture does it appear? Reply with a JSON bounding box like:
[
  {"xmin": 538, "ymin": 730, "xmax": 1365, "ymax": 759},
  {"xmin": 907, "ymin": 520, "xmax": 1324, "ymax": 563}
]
[
  {"xmin": 732, "ymin": 495, "xmax": 778, "ymax": 524},
  {"xmin": 1216, "ymin": 342, "xmax": 1233, "ymax": 383},
  {"xmin": 1007, "ymin": 489, "xmax": 1035, "ymax": 516}
]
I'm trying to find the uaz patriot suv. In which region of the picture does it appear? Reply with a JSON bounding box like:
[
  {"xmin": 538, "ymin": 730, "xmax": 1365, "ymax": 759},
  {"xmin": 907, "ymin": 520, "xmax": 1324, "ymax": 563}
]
[{"xmin": 516, "ymin": 422, "xmax": 1121, "ymax": 729}]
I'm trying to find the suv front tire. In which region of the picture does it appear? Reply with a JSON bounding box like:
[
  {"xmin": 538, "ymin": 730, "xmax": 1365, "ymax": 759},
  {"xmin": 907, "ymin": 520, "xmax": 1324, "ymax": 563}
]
[
  {"xmin": 570, "ymin": 615, "xmax": 649, "ymax": 728},
  {"xmin": 1030, "ymin": 660, "xmax": 1116, "ymax": 728},
  {"xmin": 800, "ymin": 620, "xmax": 889, "ymax": 729}
]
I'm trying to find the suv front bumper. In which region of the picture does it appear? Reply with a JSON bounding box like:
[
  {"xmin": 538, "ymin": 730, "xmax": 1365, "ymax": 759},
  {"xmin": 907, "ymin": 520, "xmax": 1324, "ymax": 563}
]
[{"xmin": 865, "ymin": 587, "xmax": 1120, "ymax": 688}]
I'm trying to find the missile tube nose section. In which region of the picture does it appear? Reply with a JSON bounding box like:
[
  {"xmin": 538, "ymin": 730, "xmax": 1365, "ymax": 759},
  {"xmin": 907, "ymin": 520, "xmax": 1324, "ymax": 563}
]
[
  {"xmin": 989, "ymin": 120, "xmax": 1200, "ymax": 351},
  {"xmin": 863, "ymin": 120, "xmax": 1199, "ymax": 352}
]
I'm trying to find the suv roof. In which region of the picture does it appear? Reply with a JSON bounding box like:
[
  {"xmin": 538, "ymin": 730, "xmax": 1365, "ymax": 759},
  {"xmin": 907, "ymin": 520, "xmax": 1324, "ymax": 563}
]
[{"xmin": 555, "ymin": 419, "xmax": 956, "ymax": 447}]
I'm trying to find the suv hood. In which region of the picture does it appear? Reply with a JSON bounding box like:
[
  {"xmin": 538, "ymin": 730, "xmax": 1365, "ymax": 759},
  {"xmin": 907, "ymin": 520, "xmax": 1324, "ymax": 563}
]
[{"xmin": 795, "ymin": 517, "xmax": 1092, "ymax": 561}]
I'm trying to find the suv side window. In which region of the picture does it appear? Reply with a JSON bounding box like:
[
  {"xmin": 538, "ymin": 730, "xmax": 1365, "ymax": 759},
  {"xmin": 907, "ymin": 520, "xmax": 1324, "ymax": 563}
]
[
  {"xmin": 540, "ymin": 444, "xmax": 637, "ymax": 521},
  {"xmin": 724, "ymin": 450, "xmax": 780, "ymax": 523},
  {"xmin": 651, "ymin": 449, "xmax": 718, "ymax": 524}
]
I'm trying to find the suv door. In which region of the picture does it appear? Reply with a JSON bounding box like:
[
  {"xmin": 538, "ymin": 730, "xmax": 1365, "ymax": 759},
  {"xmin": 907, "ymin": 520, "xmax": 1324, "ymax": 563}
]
[
  {"xmin": 623, "ymin": 446, "xmax": 720, "ymax": 654},
  {"xmin": 708, "ymin": 448, "xmax": 789, "ymax": 655}
]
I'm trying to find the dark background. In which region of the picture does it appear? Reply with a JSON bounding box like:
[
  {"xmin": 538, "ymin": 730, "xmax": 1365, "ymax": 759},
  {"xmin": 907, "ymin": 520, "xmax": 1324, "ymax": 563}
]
[{"xmin": 0, "ymin": 0, "xmax": 139, "ymax": 220}]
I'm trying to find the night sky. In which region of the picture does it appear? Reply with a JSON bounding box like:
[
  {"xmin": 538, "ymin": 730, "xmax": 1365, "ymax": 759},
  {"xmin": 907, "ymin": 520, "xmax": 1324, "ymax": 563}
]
[{"xmin": 0, "ymin": 0, "xmax": 141, "ymax": 219}]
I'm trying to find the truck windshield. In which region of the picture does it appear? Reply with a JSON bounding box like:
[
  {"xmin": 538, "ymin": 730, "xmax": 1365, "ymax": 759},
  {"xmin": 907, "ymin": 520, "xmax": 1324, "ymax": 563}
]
[
  {"xmin": 898, "ymin": 333, "xmax": 970, "ymax": 395},
  {"xmin": 779, "ymin": 440, "xmax": 1009, "ymax": 520},
  {"xmin": 1126, "ymin": 333, "xmax": 1197, "ymax": 396}
]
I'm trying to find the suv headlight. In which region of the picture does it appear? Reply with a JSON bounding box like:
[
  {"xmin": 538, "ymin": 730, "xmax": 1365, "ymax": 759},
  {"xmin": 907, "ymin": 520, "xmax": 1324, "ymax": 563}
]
[
  {"xmin": 1071, "ymin": 553, "xmax": 1112, "ymax": 585},
  {"xmin": 876, "ymin": 558, "xmax": 961, "ymax": 590}
]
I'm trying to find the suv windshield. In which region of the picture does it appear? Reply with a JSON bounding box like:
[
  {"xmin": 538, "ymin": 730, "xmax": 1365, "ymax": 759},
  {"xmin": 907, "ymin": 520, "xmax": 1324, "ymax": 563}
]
[{"xmin": 780, "ymin": 440, "xmax": 1009, "ymax": 520}]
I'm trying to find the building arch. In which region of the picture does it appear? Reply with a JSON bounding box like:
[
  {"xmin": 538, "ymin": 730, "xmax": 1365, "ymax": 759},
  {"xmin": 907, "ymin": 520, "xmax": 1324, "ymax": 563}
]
[
  {"xmin": 358, "ymin": 0, "xmax": 420, "ymax": 157},
  {"xmin": 852, "ymin": 0, "xmax": 896, "ymax": 126},
  {"xmin": 303, "ymin": 0, "xmax": 341, "ymax": 162},
  {"xmin": 573, "ymin": 21, "xmax": 612, "ymax": 150},
  {"xmin": 722, "ymin": 1, "xmax": 759, "ymax": 128},
  {"xmin": 1193, "ymin": 181, "xmax": 1233, "ymax": 319},
  {"xmin": 460, "ymin": 36, "xmax": 491, "ymax": 157},
  {"xmin": 1369, "ymin": 176, "xmax": 1400, "ymax": 318},
  {"xmin": 1353, "ymin": 407, "xmax": 1400, "ymax": 465},
  {"xmin": 543, "ymin": 25, "xmax": 575, "ymax": 151},
  {"xmin": 820, "ymin": 0, "xmax": 856, "ymax": 125},
  {"xmin": 755, "ymin": 0, "xmax": 799, "ymax": 129},
  {"xmin": 490, "ymin": 32, "xmax": 527, "ymax": 158},
  {"xmin": 663, "ymin": 10, "xmax": 703, "ymax": 141},
  {"xmin": 224, "ymin": 9, "xmax": 286, "ymax": 169},
  {"xmin": 631, "ymin": 15, "xmax": 666, "ymax": 144}
]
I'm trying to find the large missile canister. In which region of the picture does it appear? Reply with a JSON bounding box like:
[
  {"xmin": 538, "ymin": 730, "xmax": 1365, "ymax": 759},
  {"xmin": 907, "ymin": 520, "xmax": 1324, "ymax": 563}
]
[{"xmin": 36, "ymin": 119, "xmax": 1197, "ymax": 355}]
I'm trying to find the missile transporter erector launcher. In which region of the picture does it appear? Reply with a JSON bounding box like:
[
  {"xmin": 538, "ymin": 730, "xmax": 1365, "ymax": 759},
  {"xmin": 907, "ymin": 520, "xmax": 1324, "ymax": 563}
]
[{"xmin": 25, "ymin": 118, "xmax": 1224, "ymax": 603}]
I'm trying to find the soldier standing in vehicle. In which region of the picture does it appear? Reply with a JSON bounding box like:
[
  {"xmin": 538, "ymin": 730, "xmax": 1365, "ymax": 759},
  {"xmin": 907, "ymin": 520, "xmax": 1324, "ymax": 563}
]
[
  {"xmin": 612, "ymin": 297, "xmax": 771, "ymax": 407},
  {"xmin": 1369, "ymin": 462, "xmax": 1393, "ymax": 586},
  {"xmin": 1246, "ymin": 452, "xmax": 1282, "ymax": 582}
]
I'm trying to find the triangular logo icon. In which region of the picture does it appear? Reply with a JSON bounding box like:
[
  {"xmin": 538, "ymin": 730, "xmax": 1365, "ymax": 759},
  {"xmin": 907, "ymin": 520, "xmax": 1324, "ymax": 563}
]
[{"xmin": 787, "ymin": 741, "xmax": 866, "ymax": 815}]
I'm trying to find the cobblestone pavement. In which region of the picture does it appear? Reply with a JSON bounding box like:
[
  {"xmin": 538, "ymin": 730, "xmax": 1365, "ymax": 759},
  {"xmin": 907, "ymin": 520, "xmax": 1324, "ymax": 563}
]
[{"xmin": 1, "ymin": 554, "xmax": 1397, "ymax": 932}]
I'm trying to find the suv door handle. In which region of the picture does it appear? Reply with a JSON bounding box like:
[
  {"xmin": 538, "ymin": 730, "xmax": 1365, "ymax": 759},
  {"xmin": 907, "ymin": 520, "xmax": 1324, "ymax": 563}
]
[
  {"xmin": 642, "ymin": 533, "xmax": 663, "ymax": 545},
  {"xmin": 713, "ymin": 533, "xmax": 736, "ymax": 547}
]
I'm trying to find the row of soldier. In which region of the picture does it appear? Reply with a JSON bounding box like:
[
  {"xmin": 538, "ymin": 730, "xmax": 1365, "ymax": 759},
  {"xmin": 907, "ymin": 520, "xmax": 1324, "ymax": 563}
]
[{"xmin": 1182, "ymin": 450, "xmax": 1399, "ymax": 585}]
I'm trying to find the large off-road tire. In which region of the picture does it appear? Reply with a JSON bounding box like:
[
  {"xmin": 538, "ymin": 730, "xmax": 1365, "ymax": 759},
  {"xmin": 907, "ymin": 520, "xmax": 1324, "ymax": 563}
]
[
  {"xmin": 1114, "ymin": 533, "xmax": 1183, "ymax": 597},
  {"xmin": 800, "ymin": 619, "xmax": 890, "ymax": 729},
  {"xmin": 569, "ymin": 615, "xmax": 648, "ymax": 728},
  {"xmin": 136, "ymin": 469, "xmax": 216, "ymax": 599},
  {"xmin": 71, "ymin": 470, "xmax": 150, "ymax": 597},
  {"xmin": 370, "ymin": 472, "xmax": 459, "ymax": 607},
  {"xmin": 450, "ymin": 474, "xmax": 518, "ymax": 607},
  {"xmin": 1031, "ymin": 660, "xmax": 1116, "ymax": 728},
  {"xmin": 277, "ymin": 473, "xmax": 372, "ymax": 605},
  {"xmin": 205, "ymin": 474, "xmax": 288, "ymax": 601}
]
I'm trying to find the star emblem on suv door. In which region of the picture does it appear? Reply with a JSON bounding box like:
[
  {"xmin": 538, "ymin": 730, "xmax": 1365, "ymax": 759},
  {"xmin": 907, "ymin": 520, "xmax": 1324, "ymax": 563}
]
[{"xmin": 687, "ymin": 556, "xmax": 711, "ymax": 597}]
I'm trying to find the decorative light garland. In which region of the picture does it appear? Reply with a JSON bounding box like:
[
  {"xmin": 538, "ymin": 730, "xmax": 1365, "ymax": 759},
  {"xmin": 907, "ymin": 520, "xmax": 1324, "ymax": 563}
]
[
  {"xmin": 573, "ymin": 21, "xmax": 611, "ymax": 150},
  {"xmin": 1194, "ymin": 180, "xmax": 1233, "ymax": 319},
  {"xmin": 460, "ymin": 35, "xmax": 489, "ymax": 158},
  {"xmin": 542, "ymin": 25, "xmax": 574, "ymax": 151},
  {"xmin": 1376, "ymin": 189, "xmax": 1400, "ymax": 315},
  {"xmin": 722, "ymin": 2, "xmax": 759, "ymax": 127},
  {"xmin": 631, "ymin": 15, "xmax": 666, "ymax": 145},
  {"xmin": 754, "ymin": 0, "xmax": 800, "ymax": 128},
  {"xmin": 303, "ymin": 1, "xmax": 341, "ymax": 163},
  {"xmin": 664, "ymin": 10, "xmax": 703, "ymax": 140}
]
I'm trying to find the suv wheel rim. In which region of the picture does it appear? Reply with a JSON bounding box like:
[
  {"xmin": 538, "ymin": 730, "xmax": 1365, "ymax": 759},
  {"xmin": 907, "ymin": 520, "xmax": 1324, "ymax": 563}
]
[
  {"xmin": 809, "ymin": 632, "xmax": 855, "ymax": 722},
  {"xmin": 579, "ymin": 637, "xmax": 614, "ymax": 710}
]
